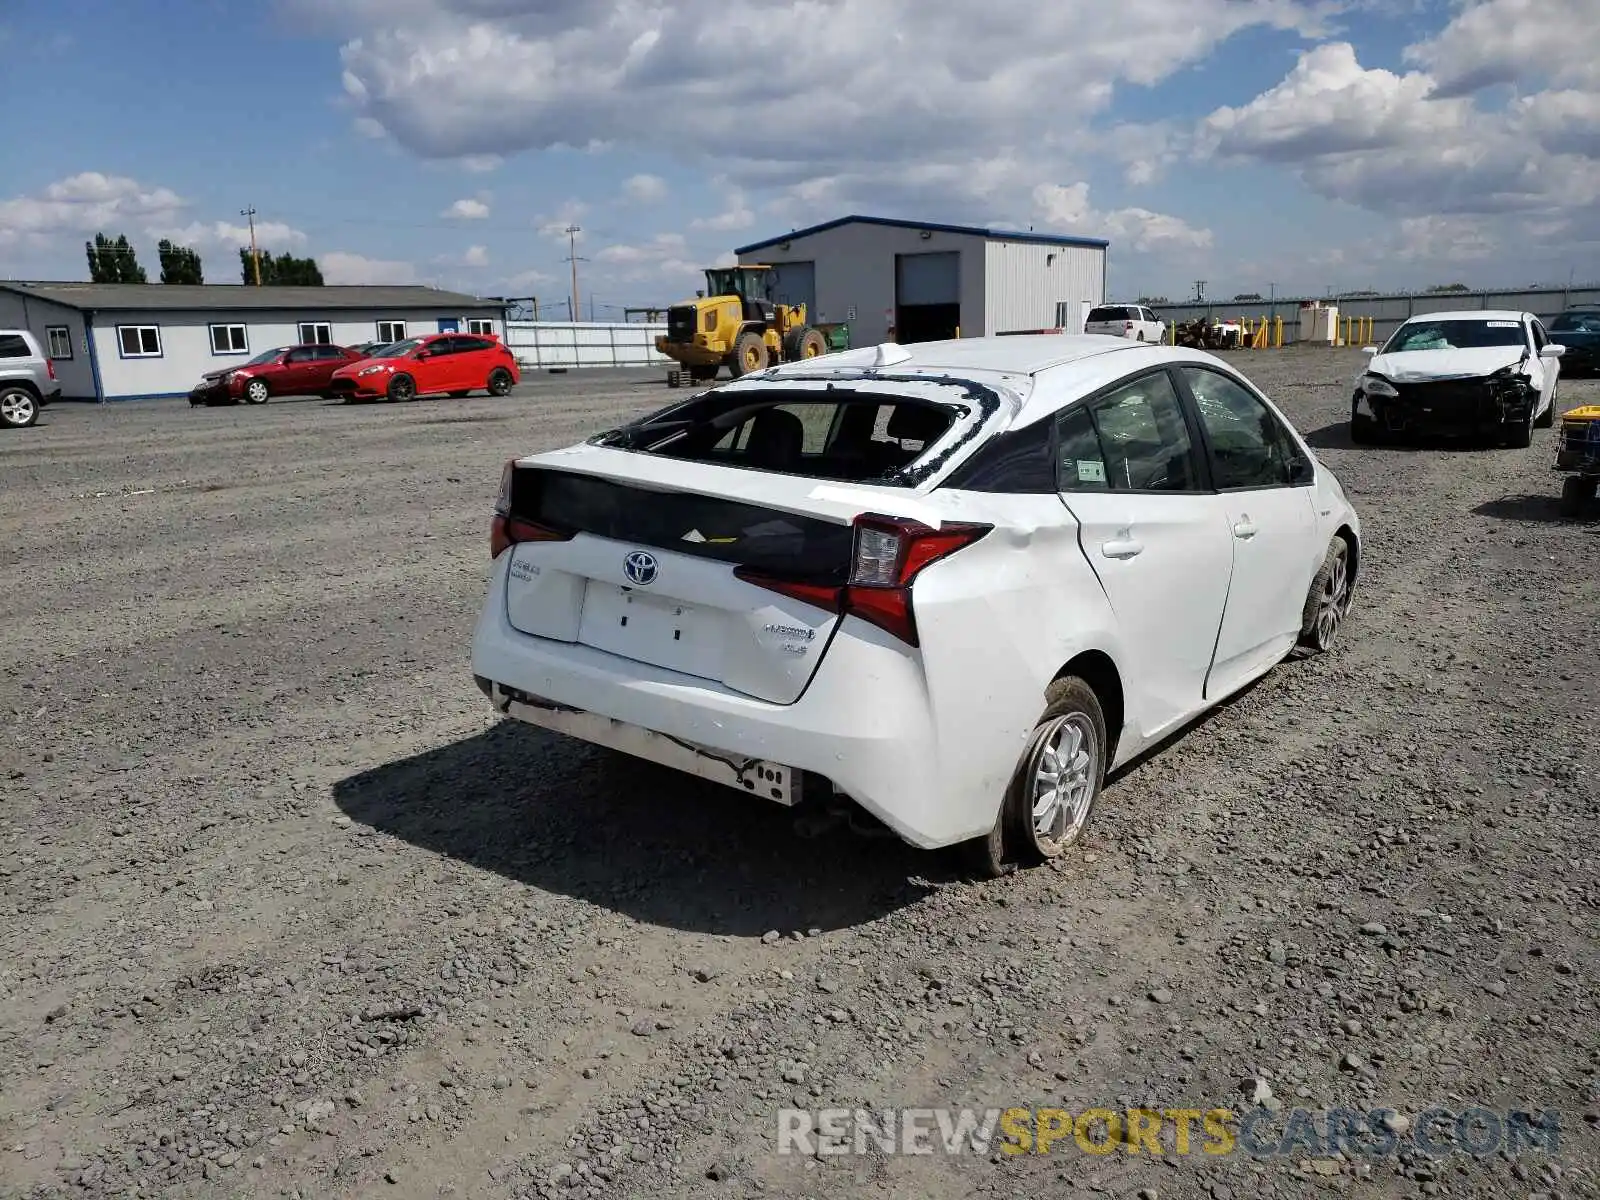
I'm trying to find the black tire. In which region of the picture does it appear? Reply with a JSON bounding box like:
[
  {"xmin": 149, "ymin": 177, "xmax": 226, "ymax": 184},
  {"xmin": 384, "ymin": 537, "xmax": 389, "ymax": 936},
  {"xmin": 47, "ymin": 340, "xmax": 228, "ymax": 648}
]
[
  {"xmin": 729, "ymin": 330, "xmax": 769, "ymax": 378},
  {"xmin": 959, "ymin": 677, "xmax": 1107, "ymax": 876},
  {"xmin": 1560, "ymin": 475, "xmax": 1596, "ymax": 518},
  {"xmin": 1297, "ymin": 536, "xmax": 1354, "ymax": 654},
  {"xmin": 782, "ymin": 327, "xmax": 827, "ymax": 362},
  {"xmin": 0, "ymin": 386, "xmax": 40, "ymax": 429},
  {"xmin": 487, "ymin": 368, "xmax": 514, "ymax": 397},
  {"xmin": 386, "ymin": 374, "xmax": 416, "ymax": 403},
  {"xmin": 243, "ymin": 378, "xmax": 271, "ymax": 405}
]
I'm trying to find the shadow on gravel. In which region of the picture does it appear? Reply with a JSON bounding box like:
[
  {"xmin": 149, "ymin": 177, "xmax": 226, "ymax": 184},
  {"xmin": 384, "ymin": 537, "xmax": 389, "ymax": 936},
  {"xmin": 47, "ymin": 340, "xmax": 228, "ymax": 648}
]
[
  {"xmin": 1300, "ymin": 420, "xmax": 1498, "ymax": 453},
  {"xmin": 1474, "ymin": 494, "xmax": 1600, "ymax": 524},
  {"xmin": 332, "ymin": 721, "xmax": 946, "ymax": 937}
]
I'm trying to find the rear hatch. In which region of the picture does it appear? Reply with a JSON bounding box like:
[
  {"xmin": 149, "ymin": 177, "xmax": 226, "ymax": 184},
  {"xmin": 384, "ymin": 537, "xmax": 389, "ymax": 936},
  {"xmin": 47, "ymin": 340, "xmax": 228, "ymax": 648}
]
[
  {"xmin": 496, "ymin": 377, "xmax": 1007, "ymax": 704},
  {"xmin": 1084, "ymin": 306, "xmax": 1132, "ymax": 335}
]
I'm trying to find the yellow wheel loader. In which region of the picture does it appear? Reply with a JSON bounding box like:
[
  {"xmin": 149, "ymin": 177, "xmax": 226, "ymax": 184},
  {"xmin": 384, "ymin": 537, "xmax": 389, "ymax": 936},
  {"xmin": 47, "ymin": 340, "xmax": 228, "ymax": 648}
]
[{"xmin": 657, "ymin": 265, "xmax": 828, "ymax": 387}]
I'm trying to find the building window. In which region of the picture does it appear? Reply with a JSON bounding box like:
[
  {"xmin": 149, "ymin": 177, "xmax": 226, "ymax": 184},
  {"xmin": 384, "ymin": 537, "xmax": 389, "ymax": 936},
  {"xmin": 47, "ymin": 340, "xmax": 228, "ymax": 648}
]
[
  {"xmin": 209, "ymin": 323, "xmax": 249, "ymax": 355},
  {"xmin": 467, "ymin": 318, "xmax": 495, "ymax": 336},
  {"xmin": 298, "ymin": 321, "xmax": 332, "ymax": 345},
  {"xmin": 1055, "ymin": 302, "xmax": 1072, "ymax": 329},
  {"xmin": 376, "ymin": 320, "xmax": 407, "ymax": 343},
  {"xmin": 117, "ymin": 325, "xmax": 162, "ymax": 358},
  {"xmin": 46, "ymin": 326, "xmax": 73, "ymax": 360}
]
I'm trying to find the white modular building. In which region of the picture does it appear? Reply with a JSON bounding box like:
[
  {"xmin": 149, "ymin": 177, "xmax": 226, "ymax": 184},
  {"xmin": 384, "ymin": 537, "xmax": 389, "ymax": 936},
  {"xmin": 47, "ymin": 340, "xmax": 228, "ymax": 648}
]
[
  {"xmin": 0, "ymin": 282, "xmax": 507, "ymax": 401},
  {"xmin": 734, "ymin": 215, "xmax": 1109, "ymax": 348}
]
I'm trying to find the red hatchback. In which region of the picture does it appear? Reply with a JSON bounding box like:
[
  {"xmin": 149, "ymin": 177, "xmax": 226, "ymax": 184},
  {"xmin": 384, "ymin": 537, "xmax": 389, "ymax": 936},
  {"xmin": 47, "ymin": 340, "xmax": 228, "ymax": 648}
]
[
  {"xmin": 188, "ymin": 344, "xmax": 368, "ymax": 406},
  {"xmin": 328, "ymin": 333, "xmax": 520, "ymax": 403}
]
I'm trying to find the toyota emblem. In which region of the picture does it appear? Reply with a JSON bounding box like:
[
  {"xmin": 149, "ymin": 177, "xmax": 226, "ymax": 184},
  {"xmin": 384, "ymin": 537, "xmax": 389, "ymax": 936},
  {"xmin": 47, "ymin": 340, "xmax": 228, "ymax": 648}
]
[{"xmin": 623, "ymin": 550, "xmax": 659, "ymax": 586}]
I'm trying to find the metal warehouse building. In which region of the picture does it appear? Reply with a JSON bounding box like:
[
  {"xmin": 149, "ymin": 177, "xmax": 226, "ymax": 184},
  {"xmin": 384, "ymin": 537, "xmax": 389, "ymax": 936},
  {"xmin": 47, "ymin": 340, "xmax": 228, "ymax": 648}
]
[
  {"xmin": 734, "ymin": 215, "xmax": 1109, "ymax": 348},
  {"xmin": 0, "ymin": 282, "xmax": 506, "ymax": 402}
]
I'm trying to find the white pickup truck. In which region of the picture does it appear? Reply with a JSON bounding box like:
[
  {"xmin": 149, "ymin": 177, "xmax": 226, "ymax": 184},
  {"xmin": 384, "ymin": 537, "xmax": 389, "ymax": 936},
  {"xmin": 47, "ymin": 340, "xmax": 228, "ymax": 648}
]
[{"xmin": 1084, "ymin": 304, "xmax": 1166, "ymax": 343}]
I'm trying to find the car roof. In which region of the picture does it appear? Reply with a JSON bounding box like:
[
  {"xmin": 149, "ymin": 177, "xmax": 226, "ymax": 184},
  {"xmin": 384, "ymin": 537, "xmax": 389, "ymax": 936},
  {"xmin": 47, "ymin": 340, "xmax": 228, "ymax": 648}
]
[
  {"xmin": 772, "ymin": 334, "xmax": 1150, "ymax": 379},
  {"xmin": 1404, "ymin": 309, "xmax": 1528, "ymax": 323}
]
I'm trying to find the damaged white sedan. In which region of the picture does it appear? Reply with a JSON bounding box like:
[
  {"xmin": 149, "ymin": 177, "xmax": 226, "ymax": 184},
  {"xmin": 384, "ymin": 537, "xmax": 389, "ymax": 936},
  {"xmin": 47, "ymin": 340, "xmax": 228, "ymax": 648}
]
[
  {"xmin": 470, "ymin": 336, "xmax": 1362, "ymax": 875},
  {"xmin": 1351, "ymin": 309, "xmax": 1563, "ymax": 447}
]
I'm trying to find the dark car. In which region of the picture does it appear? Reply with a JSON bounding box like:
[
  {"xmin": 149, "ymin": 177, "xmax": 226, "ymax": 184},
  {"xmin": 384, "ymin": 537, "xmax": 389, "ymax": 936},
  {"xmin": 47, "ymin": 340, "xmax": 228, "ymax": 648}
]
[
  {"xmin": 188, "ymin": 343, "xmax": 368, "ymax": 407},
  {"xmin": 1547, "ymin": 308, "xmax": 1600, "ymax": 377}
]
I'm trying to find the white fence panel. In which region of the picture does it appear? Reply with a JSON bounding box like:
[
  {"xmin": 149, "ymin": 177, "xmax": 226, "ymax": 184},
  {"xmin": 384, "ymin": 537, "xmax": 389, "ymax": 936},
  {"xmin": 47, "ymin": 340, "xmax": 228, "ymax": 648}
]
[{"xmin": 505, "ymin": 321, "xmax": 670, "ymax": 369}]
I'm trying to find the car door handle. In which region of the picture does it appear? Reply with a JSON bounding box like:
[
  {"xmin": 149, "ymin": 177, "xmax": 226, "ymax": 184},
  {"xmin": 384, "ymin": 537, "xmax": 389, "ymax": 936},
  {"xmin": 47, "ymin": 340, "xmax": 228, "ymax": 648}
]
[
  {"xmin": 1232, "ymin": 518, "xmax": 1258, "ymax": 540},
  {"xmin": 1101, "ymin": 535, "xmax": 1144, "ymax": 560}
]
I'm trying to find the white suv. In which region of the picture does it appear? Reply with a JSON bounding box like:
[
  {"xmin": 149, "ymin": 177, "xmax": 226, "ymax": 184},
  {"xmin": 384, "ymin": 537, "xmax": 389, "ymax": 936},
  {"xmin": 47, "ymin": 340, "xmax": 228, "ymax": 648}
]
[
  {"xmin": 469, "ymin": 336, "xmax": 1360, "ymax": 874},
  {"xmin": 1084, "ymin": 304, "xmax": 1165, "ymax": 343},
  {"xmin": 0, "ymin": 330, "xmax": 60, "ymax": 428}
]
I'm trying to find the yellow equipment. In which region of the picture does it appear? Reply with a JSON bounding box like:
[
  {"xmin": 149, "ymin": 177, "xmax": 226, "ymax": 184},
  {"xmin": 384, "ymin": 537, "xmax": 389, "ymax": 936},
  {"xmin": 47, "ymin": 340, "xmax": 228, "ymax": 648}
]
[{"xmin": 657, "ymin": 265, "xmax": 827, "ymax": 387}]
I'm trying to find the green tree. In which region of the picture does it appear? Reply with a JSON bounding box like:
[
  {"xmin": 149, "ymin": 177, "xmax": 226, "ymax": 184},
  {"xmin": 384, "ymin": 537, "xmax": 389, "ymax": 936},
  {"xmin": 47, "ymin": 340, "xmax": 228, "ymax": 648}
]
[
  {"xmin": 1136, "ymin": 295, "xmax": 1169, "ymax": 304},
  {"xmin": 157, "ymin": 239, "xmax": 204, "ymax": 285},
  {"xmin": 1232, "ymin": 292, "xmax": 1262, "ymax": 301},
  {"xmin": 1425, "ymin": 282, "xmax": 1470, "ymax": 293},
  {"xmin": 241, "ymin": 248, "xmax": 324, "ymax": 286},
  {"xmin": 85, "ymin": 233, "xmax": 147, "ymax": 283}
]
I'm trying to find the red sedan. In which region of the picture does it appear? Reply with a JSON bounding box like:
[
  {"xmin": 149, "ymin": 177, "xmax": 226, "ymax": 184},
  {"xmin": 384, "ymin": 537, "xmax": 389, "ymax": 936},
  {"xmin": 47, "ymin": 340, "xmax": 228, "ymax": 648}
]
[
  {"xmin": 188, "ymin": 344, "xmax": 368, "ymax": 406},
  {"xmin": 328, "ymin": 333, "xmax": 520, "ymax": 403}
]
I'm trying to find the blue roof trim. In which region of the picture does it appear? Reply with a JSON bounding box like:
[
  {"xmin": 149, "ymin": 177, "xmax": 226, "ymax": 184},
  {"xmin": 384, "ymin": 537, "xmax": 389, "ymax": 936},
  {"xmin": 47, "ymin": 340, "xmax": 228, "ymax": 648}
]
[{"xmin": 734, "ymin": 214, "xmax": 1109, "ymax": 255}]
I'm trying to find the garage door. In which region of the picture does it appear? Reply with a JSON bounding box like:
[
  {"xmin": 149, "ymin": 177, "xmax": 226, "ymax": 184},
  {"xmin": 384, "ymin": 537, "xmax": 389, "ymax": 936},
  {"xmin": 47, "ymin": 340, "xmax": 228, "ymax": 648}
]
[
  {"xmin": 895, "ymin": 252, "xmax": 959, "ymax": 305},
  {"xmin": 768, "ymin": 261, "xmax": 816, "ymax": 318}
]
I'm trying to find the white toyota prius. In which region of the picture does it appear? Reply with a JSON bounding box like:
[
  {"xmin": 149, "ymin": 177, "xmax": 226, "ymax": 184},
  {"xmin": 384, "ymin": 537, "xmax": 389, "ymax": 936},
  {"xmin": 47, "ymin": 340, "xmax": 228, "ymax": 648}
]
[{"xmin": 470, "ymin": 336, "xmax": 1361, "ymax": 874}]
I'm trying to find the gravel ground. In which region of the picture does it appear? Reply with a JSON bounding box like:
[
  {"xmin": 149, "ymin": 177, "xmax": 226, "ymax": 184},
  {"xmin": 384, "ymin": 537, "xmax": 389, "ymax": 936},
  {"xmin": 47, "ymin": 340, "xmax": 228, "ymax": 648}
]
[{"xmin": 2, "ymin": 351, "xmax": 1598, "ymax": 1200}]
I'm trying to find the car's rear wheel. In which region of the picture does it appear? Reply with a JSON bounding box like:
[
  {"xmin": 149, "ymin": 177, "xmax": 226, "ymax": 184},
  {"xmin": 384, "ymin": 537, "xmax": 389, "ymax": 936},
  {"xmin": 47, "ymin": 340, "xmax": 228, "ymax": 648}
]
[
  {"xmin": 243, "ymin": 379, "xmax": 270, "ymax": 404},
  {"xmin": 386, "ymin": 374, "xmax": 416, "ymax": 403},
  {"xmin": 1297, "ymin": 536, "xmax": 1353, "ymax": 654},
  {"xmin": 487, "ymin": 368, "xmax": 514, "ymax": 396},
  {"xmin": 0, "ymin": 387, "xmax": 39, "ymax": 429},
  {"xmin": 960, "ymin": 677, "xmax": 1106, "ymax": 878}
]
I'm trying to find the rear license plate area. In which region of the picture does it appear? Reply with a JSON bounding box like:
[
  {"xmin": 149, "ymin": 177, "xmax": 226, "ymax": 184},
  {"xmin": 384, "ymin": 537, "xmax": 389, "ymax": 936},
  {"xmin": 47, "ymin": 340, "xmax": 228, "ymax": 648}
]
[{"xmin": 578, "ymin": 583, "xmax": 723, "ymax": 679}]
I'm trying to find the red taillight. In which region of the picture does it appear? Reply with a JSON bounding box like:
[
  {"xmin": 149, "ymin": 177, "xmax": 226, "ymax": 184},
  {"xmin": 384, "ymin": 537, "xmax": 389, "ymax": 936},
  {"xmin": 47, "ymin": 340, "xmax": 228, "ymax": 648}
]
[
  {"xmin": 1123, "ymin": 321, "xmax": 1133, "ymax": 331},
  {"xmin": 491, "ymin": 460, "xmax": 572, "ymax": 558},
  {"xmin": 47, "ymin": 359, "xmax": 56, "ymax": 380},
  {"xmin": 735, "ymin": 512, "xmax": 991, "ymax": 648}
]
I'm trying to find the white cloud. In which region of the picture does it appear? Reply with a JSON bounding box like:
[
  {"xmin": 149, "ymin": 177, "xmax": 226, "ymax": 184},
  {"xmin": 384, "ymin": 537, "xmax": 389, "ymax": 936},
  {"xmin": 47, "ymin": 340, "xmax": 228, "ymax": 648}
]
[
  {"xmin": 0, "ymin": 172, "xmax": 185, "ymax": 245},
  {"xmin": 1403, "ymin": 0, "xmax": 1599, "ymax": 95},
  {"xmin": 462, "ymin": 244, "xmax": 490, "ymax": 267},
  {"xmin": 690, "ymin": 186, "xmax": 754, "ymax": 233},
  {"xmin": 153, "ymin": 219, "xmax": 309, "ymax": 252},
  {"xmin": 443, "ymin": 196, "xmax": 491, "ymax": 219},
  {"xmin": 536, "ymin": 199, "xmax": 588, "ymax": 242},
  {"xmin": 1032, "ymin": 182, "xmax": 1212, "ymax": 252},
  {"xmin": 458, "ymin": 154, "xmax": 504, "ymax": 173},
  {"xmin": 622, "ymin": 173, "xmax": 667, "ymax": 204},
  {"xmin": 595, "ymin": 232, "xmax": 703, "ymax": 284},
  {"xmin": 320, "ymin": 250, "xmax": 420, "ymax": 284}
]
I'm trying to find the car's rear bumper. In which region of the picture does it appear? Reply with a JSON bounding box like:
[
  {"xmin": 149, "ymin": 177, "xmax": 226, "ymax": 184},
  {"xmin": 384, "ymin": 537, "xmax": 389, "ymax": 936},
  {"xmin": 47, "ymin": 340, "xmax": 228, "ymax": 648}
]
[{"xmin": 468, "ymin": 554, "xmax": 1009, "ymax": 850}]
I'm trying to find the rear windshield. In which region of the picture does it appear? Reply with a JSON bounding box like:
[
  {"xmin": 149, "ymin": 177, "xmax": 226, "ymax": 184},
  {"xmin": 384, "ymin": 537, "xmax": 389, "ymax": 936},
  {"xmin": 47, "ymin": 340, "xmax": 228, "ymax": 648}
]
[
  {"xmin": 1383, "ymin": 319, "xmax": 1526, "ymax": 352},
  {"xmin": 1087, "ymin": 307, "xmax": 1130, "ymax": 323},
  {"xmin": 591, "ymin": 389, "xmax": 961, "ymax": 485}
]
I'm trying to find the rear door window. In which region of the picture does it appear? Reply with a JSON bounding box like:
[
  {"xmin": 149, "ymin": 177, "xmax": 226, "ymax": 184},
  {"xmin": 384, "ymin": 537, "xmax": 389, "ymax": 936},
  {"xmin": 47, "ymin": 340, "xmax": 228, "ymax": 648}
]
[
  {"xmin": 1056, "ymin": 371, "xmax": 1203, "ymax": 493},
  {"xmin": 1086, "ymin": 306, "xmax": 1127, "ymax": 324}
]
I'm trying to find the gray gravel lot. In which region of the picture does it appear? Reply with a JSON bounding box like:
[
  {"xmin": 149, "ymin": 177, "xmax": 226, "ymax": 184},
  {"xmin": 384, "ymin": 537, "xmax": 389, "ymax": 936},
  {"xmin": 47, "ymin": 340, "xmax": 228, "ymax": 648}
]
[{"xmin": 2, "ymin": 351, "xmax": 1598, "ymax": 1200}]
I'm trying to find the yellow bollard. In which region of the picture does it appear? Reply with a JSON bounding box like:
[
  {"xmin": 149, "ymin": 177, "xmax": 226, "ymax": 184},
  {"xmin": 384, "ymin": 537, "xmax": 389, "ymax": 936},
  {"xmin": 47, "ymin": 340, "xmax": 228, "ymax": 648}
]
[{"xmin": 1274, "ymin": 316, "xmax": 1284, "ymax": 348}]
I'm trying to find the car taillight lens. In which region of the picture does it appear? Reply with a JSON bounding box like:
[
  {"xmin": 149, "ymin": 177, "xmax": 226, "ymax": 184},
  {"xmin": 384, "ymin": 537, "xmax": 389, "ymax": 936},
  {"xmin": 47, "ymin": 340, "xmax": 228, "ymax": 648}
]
[
  {"xmin": 491, "ymin": 461, "xmax": 572, "ymax": 558},
  {"xmin": 734, "ymin": 512, "xmax": 991, "ymax": 648},
  {"xmin": 47, "ymin": 359, "xmax": 56, "ymax": 380}
]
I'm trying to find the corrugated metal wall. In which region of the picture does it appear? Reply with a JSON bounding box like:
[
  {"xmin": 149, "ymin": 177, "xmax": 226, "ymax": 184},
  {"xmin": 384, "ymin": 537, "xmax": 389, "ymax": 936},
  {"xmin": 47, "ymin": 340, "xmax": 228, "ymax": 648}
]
[
  {"xmin": 505, "ymin": 321, "xmax": 669, "ymax": 368},
  {"xmin": 984, "ymin": 241, "xmax": 1106, "ymax": 334},
  {"xmin": 1148, "ymin": 286, "xmax": 1600, "ymax": 345}
]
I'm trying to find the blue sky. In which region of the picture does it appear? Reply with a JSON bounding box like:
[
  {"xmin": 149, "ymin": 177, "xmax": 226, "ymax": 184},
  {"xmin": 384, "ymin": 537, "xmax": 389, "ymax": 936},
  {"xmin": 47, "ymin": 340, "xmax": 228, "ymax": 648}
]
[{"xmin": 1, "ymin": 0, "xmax": 1594, "ymax": 310}]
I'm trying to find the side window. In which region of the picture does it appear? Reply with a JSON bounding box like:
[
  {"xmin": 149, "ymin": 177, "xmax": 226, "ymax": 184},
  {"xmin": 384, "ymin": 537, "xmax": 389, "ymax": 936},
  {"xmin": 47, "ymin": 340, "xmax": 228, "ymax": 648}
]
[
  {"xmin": 940, "ymin": 420, "xmax": 1056, "ymax": 493},
  {"xmin": 1180, "ymin": 367, "xmax": 1304, "ymax": 490},
  {"xmin": 1057, "ymin": 371, "xmax": 1201, "ymax": 493},
  {"xmin": 285, "ymin": 347, "xmax": 315, "ymax": 363}
]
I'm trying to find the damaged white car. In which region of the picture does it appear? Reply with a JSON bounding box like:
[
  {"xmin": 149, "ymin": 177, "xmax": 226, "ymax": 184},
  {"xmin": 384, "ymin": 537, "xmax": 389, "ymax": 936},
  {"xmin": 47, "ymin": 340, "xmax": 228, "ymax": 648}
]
[
  {"xmin": 471, "ymin": 336, "xmax": 1361, "ymax": 875},
  {"xmin": 1351, "ymin": 310, "xmax": 1563, "ymax": 447}
]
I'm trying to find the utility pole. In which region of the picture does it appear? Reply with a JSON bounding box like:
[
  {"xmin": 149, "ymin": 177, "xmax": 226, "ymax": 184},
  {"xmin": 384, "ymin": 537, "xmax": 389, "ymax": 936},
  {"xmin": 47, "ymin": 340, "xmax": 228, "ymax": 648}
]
[
  {"xmin": 1268, "ymin": 281, "xmax": 1276, "ymax": 323},
  {"xmin": 241, "ymin": 206, "xmax": 261, "ymax": 286},
  {"xmin": 564, "ymin": 225, "xmax": 587, "ymax": 323}
]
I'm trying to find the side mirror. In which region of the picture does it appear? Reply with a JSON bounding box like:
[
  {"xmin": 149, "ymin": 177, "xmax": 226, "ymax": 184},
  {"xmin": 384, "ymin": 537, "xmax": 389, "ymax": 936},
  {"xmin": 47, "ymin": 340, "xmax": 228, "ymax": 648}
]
[
  {"xmin": 1540, "ymin": 343, "xmax": 1565, "ymax": 358},
  {"xmin": 1361, "ymin": 346, "xmax": 1378, "ymax": 355}
]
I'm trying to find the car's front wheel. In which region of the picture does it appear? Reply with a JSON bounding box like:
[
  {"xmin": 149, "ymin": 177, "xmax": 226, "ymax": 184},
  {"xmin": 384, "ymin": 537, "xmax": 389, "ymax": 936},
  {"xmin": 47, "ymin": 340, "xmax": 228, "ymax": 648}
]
[
  {"xmin": 0, "ymin": 386, "xmax": 40, "ymax": 428},
  {"xmin": 1297, "ymin": 536, "xmax": 1354, "ymax": 654},
  {"xmin": 386, "ymin": 374, "xmax": 416, "ymax": 403},
  {"xmin": 243, "ymin": 379, "xmax": 270, "ymax": 404},
  {"xmin": 961, "ymin": 677, "xmax": 1106, "ymax": 878}
]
